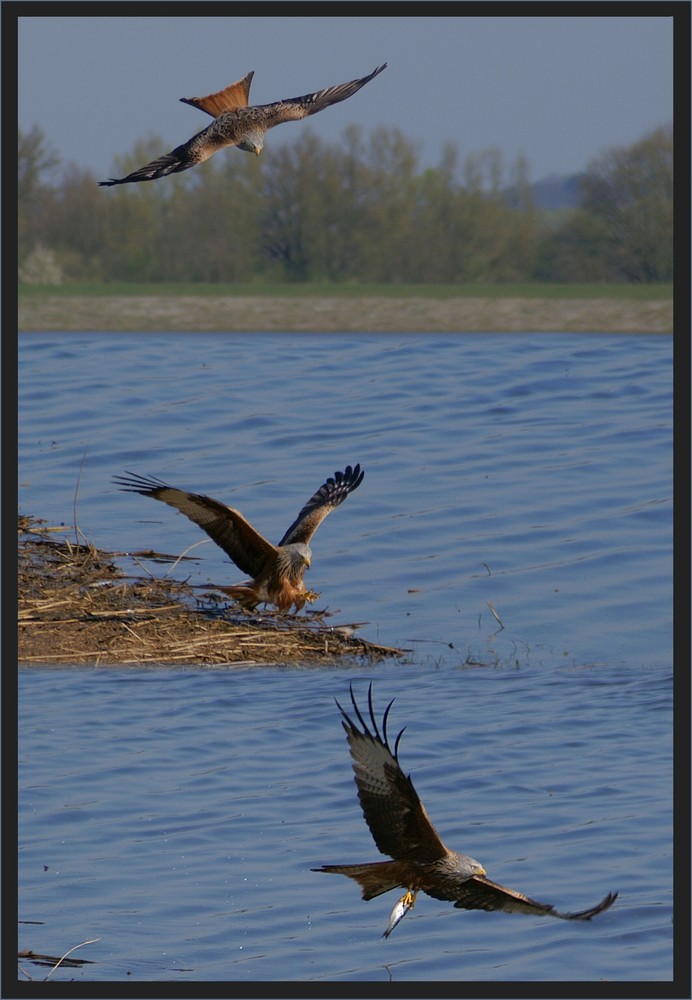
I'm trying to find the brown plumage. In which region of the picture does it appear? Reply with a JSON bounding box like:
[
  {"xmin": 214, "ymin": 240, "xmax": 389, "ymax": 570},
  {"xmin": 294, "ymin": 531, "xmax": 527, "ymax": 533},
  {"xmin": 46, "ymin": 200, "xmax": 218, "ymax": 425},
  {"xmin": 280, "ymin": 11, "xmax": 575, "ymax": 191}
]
[
  {"xmin": 99, "ymin": 64, "xmax": 386, "ymax": 186},
  {"xmin": 313, "ymin": 684, "xmax": 618, "ymax": 937},
  {"xmin": 113, "ymin": 465, "xmax": 364, "ymax": 611}
]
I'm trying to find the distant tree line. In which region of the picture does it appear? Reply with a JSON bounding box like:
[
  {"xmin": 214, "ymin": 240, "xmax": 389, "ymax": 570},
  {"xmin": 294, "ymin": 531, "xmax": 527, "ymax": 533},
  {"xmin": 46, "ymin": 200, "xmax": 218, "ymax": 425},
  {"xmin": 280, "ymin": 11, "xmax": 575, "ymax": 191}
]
[{"xmin": 18, "ymin": 122, "xmax": 672, "ymax": 285}]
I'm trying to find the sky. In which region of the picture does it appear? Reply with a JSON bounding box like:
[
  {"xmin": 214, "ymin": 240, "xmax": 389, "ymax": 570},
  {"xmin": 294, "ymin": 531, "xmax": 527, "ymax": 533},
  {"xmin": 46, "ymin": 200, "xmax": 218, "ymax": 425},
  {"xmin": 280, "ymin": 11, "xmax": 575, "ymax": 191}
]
[{"xmin": 16, "ymin": 13, "xmax": 673, "ymax": 184}]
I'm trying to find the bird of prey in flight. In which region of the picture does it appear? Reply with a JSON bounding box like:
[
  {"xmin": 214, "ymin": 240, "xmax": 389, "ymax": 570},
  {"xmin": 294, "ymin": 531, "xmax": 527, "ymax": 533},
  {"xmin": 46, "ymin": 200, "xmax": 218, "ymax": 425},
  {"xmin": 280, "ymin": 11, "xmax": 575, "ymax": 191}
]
[
  {"xmin": 313, "ymin": 684, "xmax": 618, "ymax": 938},
  {"xmin": 113, "ymin": 465, "xmax": 364, "ymax": 612},
  {"xmin": 99, "ymin": 64, "xmax": 387, "ymax": 186}
]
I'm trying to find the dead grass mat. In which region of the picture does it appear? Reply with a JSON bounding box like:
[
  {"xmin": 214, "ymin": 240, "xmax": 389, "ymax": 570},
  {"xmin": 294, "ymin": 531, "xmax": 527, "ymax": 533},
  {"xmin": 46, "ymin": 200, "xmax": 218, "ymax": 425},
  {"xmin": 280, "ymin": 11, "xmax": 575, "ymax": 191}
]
[
  {"xmin": 18, "ymin": 295, "xmax": 672, "ymax": 333},
  {"xmin": 18, "ymin": 516, "xmax": 404, "ymax": 666}
]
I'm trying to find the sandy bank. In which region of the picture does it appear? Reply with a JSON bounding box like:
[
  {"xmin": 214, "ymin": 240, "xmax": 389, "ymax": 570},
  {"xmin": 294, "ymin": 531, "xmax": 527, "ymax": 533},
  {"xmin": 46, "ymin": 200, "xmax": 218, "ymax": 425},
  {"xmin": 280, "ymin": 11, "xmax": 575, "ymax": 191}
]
[{"xmin": 19, "ymin": 295, "xmax": 672, "ymax": 334}]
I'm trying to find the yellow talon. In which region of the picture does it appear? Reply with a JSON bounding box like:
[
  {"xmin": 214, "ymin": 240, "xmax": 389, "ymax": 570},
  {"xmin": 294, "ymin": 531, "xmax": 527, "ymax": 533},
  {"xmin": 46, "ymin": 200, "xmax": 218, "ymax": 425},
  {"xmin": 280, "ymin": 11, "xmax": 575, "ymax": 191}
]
[{"xmin": 402, "ymin": 889, "xmax": 416, "ymax": 909}]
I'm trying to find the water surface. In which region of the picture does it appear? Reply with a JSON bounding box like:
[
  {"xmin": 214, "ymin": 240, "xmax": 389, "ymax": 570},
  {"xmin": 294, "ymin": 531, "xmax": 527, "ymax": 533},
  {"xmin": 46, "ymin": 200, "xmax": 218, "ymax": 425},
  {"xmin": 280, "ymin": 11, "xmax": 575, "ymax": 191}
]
[
  {"xmin": 19, "ymin": 663, "xmax": 671, "ymax": 983},
  {"xmin": 17, "ymin": 331, "xmax": 673, "ymax": 984},
  {"xmin": 19, "ymin": 332, "xmax": 672, "ymax": 670}
]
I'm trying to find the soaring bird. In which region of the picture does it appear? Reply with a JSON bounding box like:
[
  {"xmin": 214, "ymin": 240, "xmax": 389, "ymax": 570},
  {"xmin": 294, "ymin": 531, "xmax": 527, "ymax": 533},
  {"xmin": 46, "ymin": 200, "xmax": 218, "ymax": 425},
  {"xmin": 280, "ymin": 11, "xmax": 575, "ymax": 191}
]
[
  {"xmin": 313, "ymin": 684, "xmax": 618, "ymax": 938},
  {"xmin": 99, "ymin": 64, "xmax": 386, "ymax": 186},
  {"xmin": 113, "ymin": 466, "xmax": 364, "ymax": 612}
]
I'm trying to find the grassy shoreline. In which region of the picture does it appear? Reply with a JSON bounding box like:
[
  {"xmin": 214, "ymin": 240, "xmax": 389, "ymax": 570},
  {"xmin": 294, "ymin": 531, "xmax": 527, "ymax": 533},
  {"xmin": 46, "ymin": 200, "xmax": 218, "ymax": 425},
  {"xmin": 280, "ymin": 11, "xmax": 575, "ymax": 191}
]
[
  {"xmin": 19, "ymin": 281, "xmax": 672, "ymax": 299},
  {"xmin": 18, "ymin": 284, "xmax": 672, "ymax": 334}
]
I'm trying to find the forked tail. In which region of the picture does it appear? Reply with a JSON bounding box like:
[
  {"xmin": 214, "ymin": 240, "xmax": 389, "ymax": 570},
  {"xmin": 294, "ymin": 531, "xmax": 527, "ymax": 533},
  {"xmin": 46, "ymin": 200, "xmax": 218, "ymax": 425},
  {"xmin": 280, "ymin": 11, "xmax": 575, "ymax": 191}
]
[{"xmin": 312, "ymin": 861, "xmax": 403, "ymax": 901}]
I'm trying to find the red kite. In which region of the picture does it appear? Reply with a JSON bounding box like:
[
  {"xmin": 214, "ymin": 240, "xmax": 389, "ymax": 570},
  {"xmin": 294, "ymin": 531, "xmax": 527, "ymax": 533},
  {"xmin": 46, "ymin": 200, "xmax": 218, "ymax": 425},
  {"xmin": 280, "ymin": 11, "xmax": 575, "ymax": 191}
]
[
  {"xmin": 99, "ymin": 64, "xmax": 386, "ymax": 185},
  {"xmin": 113, "ymin": 465, "xmax": 363, "ymax": 611},
  {"xmin": 314, "ymin": 685, "xmax": 618, "ymax": 937}
]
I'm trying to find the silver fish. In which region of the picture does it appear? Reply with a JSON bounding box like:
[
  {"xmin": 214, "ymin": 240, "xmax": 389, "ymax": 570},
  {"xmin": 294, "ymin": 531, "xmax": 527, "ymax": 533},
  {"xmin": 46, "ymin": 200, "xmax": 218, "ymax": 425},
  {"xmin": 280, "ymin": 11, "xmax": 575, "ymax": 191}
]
[{"xmin": 383, "ymin": 890, "xmax": 416, "ymax": 938}]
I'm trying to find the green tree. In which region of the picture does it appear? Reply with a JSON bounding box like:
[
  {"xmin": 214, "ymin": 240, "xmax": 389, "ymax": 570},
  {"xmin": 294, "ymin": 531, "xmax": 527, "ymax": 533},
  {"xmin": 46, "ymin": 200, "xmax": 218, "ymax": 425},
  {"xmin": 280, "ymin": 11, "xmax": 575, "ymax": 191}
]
[
  {"xmin": 257, "ymin": 127, "xmax": 422, "ymax": 282},
  {"xmin": 29, "ymin": 121, "xmax": 673, "ymax": 286},
  {"xmin": 537, "ymin": 124, "xmax": 673, "ymax": 282},
  {"xmin": 18, "ymin": 126, "xmax": 60, "ymax": 266},
  {"xmin": 259, "ymin": 132, "xmax": 346, "ymax": 281},
  {"xmin": 40, "ymin": 164, "xmax": 108, "ymax": 279},
  {"xmin": 579, "ymin": 124, "xmax": 672, "ymax": 281},
  {"xmin": 426, "ymin": 148, "xmax": 537, "ymax": 282},
  {"xmin": 18, "ymin": 125, "xmax": 59, "ymax": 202},
  {"xmin": 357, "ymin": 127, "xmax": 420, "ymax": 281},
  {"xmin": 157, "ymin": 156, "xmax": 264, "ymax": 282},
  {"xmin": 98, "ymin": 136, "xmax": 193, "ymax": 281}
]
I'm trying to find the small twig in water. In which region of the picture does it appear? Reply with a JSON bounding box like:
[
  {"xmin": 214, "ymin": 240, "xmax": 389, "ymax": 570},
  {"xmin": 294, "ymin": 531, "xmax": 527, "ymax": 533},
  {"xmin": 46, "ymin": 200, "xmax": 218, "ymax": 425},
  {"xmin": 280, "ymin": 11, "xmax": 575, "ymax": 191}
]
[
  {"xmin": 44, "ymin": 937, "xmax": 101, "ymax": 980},
  {"xmin": 73, "ymin": 448, "xmax": 89, "ymax": 548},
  {"xmin": 167, "ymin": 539, "xmax": 210, "ymax": 576},
  {"xmin": 487, "ymin": 600, "xmax": 504, "ymax": 630}
]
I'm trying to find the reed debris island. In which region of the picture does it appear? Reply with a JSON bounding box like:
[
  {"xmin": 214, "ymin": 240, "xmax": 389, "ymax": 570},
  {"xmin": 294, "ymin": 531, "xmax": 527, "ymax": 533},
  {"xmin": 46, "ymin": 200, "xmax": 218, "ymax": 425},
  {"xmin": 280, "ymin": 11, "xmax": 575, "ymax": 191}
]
[{"xmin": 18, "ymin": 515, "xmax": 404, "ymax": 666}]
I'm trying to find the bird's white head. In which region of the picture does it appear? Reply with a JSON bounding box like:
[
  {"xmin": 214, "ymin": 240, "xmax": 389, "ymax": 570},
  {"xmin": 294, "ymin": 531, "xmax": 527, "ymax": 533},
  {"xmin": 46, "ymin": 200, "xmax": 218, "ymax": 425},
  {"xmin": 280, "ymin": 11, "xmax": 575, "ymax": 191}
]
[
  {"xmin": 448, "ymin": 852, "xmax": 487, "ymax": 878},
  {"xmin": 239, "ymin": 133, "xmax": 264, "ymax": 156},
  {"xmin": 287, "ymin": 542, "xmax": 312, "ymax": 570},
  {"xmin": 464, "ymin": 856, "xmax": 487, "ymax": 877}
]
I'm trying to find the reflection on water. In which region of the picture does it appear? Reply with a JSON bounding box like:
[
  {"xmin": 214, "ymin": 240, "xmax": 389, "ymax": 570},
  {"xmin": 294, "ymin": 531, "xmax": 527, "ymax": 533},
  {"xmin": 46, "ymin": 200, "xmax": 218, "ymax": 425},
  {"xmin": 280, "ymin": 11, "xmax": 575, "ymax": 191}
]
[{"xmin": 18, "ymin": 332, "xmax": 672, "ymax": 982}]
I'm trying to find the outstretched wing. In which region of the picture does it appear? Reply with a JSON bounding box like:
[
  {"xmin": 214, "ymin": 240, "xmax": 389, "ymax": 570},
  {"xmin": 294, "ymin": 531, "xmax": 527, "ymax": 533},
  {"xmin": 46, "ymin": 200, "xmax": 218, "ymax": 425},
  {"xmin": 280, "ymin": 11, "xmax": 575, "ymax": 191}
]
[
  {"xmin": 252, "ymin": 63, "xmax": 387, "ymax": 131},
  {"xmin": 179, "ymin": 71, "xmax": 254, "ymax": 118},
  {"xmin": 98, "ymin": 123, "xmax": 228, "ymax": 185},
  {"xmin": 113, "ymin": 471, "xmax": 276, "ymax": 578},
  {"xmin": 336, "ymin": 684, "xmax": 449, "ymax": 863},
  {"xmin": 279, "ymin": 464, "xmax": 364, "ymax": 546},
  {"xmin": 440, "ymin": 875, "xmax": 618, "ymax": 920}
]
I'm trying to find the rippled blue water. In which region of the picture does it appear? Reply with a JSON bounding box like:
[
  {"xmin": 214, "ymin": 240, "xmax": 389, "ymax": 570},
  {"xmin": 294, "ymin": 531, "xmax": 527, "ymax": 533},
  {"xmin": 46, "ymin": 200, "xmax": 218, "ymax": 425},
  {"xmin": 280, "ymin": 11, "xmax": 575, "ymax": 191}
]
[
  {"xmin": 17, "ymin": 332, "xmax": 672, "ymax": 984},
  {"xmin": 19, "ymin": 332, "xmax": 672, "ymax": 669},
  {"xmin": 19, "ymin": 665, "xmax": 671, "ymax": 984}
]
